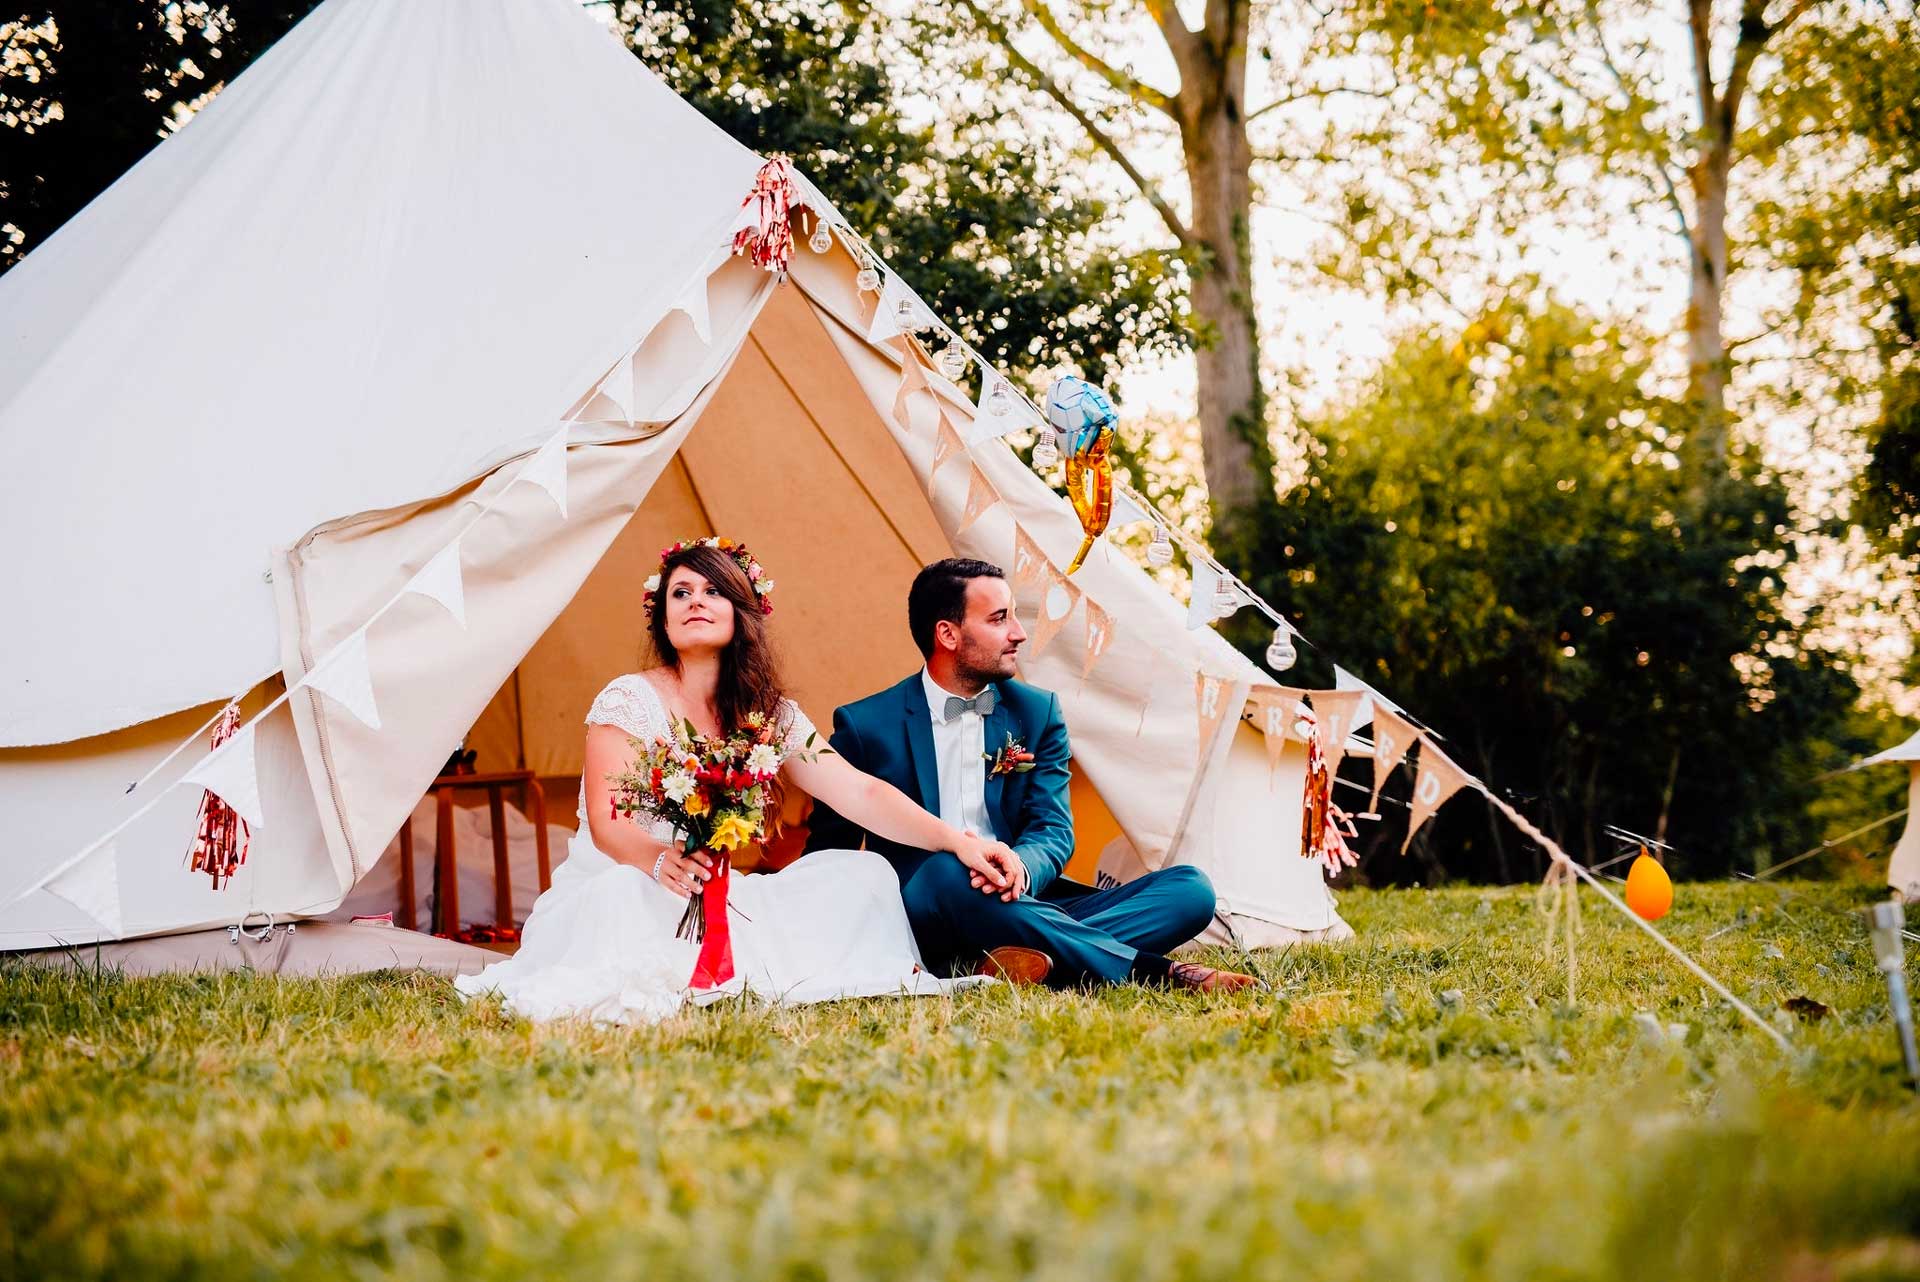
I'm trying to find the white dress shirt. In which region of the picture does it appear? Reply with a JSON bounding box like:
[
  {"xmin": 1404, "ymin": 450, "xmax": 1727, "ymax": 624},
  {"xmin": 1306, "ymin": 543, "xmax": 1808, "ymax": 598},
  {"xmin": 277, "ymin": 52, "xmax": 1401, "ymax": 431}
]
[{"xmin": 921, "ymin": 668, "xmax": 996, "ymax": 841}]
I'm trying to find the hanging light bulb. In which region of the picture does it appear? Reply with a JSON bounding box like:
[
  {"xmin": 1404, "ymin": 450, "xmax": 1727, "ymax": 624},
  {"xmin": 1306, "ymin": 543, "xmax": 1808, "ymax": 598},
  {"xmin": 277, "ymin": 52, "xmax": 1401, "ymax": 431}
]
[
  {"xmin": 1146, "ymin": 526, "xmax": 1174, "ymax": 567},
  {"xmin": 1212, "ymin": 574, "xmax": 1238, "ymax": 617},
  {"xmin": 808, "ymin": 220, "xmax": 834, "ymax": 254},
  {"xmin": 1032, "ymin": 430, "xmax": 1060, "ymax": 471},
  {"xmin": 1266, "ymin": 625, "xmax": 1298, "ymax": 672},
  {"xmin": 895, "ymin": 296, "xmax": 919, "ymax": 330},
  {"xmin": 987, "ymin": 380, "xmax": 1012, "ymax": 416},
  {"xmin": 939, "ymin": 341, "xmax": 969, "ymax": 381},
  {"xmin": 856, "ymin": 263, "xmax": 882, "ymax": 293}
]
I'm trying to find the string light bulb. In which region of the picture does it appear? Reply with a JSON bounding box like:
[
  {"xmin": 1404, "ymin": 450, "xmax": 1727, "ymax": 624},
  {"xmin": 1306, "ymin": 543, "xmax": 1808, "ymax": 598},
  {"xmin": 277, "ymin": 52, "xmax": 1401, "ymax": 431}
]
[
  {"xmin": 1266, "ymin": 625, "xmax": 1298, "ymax": 671},
  {"xmin": 1212, "ymin": 574, "xmax": 1239, "ymax": 617},
  {"xmin": 1146, "ymin": 526, "xmax": 1174, "ymax": 567},
  {"xmin": 1032, "ymin": 430, "xmax": 1060, "ymax": 472},
  {"xmin": 856, "ymin": 263, "xmax": 882, "ymax": 294},
  {"xmin": 895, "ymin": 296, "xmax": 919, "ymax": 329},
  {"xmin": 987, "ymin": 380, "xmax": 1012, "ymax": 416},
  {"xmin": 939, "ymin": 341, "xmax": 969, "ymax": 381},
  {"xmin": 808, "ymin": 221, "xmax": 834, "ymax": 254}
]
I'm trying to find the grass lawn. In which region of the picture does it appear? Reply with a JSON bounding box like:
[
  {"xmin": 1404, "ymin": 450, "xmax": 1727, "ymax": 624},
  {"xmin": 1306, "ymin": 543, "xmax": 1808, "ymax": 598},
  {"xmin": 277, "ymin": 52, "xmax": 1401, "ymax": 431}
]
[{"xmin": 3, "ymin": 879, "xmax": 1918, "ymax": 1281}]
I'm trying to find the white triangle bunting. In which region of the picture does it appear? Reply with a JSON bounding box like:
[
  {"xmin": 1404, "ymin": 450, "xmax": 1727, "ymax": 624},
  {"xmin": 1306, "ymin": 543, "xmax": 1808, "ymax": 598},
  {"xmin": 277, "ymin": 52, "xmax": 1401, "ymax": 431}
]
[
  {"xmin": 671, "ymin": 272, "xmax": 712, "ymax": 345},
  {"xmin": 1110, "ymin": 488, "xmax": 1153, "ymax": 529},
  {"xmin": 182, "ymin": 722, "xmax": 265, "ymax": 830},
  {"xmin": 512, "ymin": 424, "xmax": 570, "ymax": 519},
  {"xmin": 868, "ymin": 274, "xmax": 936, "ymax": 343},
  {"xmin": 303, "ymin": 628, "xmax": 382, "ymax": 730},
  {"xmin": 403, "ymin": 540, "xmax": 467, "ymax": 629},
  {"xmin": 46, "ymin": 839, "xmax": 123, "ymax": 937}
]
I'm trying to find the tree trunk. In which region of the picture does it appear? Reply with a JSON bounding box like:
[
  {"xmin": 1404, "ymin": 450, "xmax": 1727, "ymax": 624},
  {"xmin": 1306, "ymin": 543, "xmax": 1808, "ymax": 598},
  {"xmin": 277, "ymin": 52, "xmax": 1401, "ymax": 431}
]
[
  {"xmin": 1170, "ymin": 7, "xmax": 1277, "ymax": 545},
  {"xmin": 1684, "ymin": 143, "xmax": 1732, "ymax": 492},
  {"xmin": 1183, "ymin": 107, "xmax": 1271, "ymax": 531}
]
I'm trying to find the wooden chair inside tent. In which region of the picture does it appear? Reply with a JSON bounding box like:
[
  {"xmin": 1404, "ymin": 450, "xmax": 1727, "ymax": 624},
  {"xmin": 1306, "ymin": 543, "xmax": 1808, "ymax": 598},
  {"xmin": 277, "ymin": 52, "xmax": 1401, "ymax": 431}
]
[{"xmin": 461, "ymin": 286, "xmax": 1123, "ymax": 881}]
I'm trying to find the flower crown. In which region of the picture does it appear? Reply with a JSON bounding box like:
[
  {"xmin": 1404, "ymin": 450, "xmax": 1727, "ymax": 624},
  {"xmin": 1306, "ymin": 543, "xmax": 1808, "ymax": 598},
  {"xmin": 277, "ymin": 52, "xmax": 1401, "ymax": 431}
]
[{"xmin": 643, "ymin": 536, "xmax": 775, "ymax": 617}]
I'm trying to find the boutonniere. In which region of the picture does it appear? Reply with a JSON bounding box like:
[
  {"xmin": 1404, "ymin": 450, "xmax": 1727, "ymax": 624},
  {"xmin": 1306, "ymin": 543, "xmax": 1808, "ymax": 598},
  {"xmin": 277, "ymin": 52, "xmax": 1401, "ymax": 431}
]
[{"xmin": 984, "ymin": 733, "xmax": 1036, "ymax": 778}]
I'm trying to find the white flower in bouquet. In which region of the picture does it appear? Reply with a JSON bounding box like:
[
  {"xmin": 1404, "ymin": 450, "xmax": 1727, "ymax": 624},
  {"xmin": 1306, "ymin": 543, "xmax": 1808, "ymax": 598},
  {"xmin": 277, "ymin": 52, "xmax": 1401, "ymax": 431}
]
[
  {"xmin": 662, "ymin": 772, "xmax": 696, "ymax": 803},
  {"xmin": 746, "ymin": 743, "xmax": 782, "ymax": 775}
]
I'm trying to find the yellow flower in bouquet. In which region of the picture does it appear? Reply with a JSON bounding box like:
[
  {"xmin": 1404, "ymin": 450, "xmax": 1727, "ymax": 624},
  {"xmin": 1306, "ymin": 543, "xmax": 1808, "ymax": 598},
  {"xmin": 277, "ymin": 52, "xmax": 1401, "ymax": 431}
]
[
  {"xmin": 708, "ymin": 813, "xmax": 759, "ymax": 852},
  {"xmin": 685, "ymin": 788, "xmax": 712, "ymax": 818}
]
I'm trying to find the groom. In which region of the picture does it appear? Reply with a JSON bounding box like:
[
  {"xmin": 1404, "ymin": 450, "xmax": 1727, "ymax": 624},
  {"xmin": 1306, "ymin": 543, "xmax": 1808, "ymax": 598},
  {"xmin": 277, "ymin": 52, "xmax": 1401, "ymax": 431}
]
[{"xmin": 806, "ymin": 558, "xmax": 1256, "ymax": 991}]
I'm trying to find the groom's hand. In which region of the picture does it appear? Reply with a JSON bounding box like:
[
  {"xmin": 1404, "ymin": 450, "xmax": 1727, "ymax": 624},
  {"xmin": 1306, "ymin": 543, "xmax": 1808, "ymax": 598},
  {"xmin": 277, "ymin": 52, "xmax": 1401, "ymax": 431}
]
[{"xmin": 968, "ymin": 839, "xmax": 1028, "ymax": 902}]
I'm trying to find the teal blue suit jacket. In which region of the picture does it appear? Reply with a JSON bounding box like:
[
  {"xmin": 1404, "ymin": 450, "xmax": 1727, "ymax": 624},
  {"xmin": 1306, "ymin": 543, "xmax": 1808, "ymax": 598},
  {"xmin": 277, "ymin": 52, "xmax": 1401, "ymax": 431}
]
[{"xmin": 803, "ymin": 673, "xmax": 1077, "ymax": 894}]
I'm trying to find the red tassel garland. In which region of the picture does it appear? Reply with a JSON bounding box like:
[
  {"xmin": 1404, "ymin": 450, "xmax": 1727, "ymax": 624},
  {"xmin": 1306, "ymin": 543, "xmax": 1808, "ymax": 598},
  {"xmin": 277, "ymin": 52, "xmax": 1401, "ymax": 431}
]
[
  {"xmin": 187, "ymin": 700, "xmax": 251, "ymax": 889},
  {"xmin": 731, "ymin": 155, "xmax": 801, "ymax": 275}
]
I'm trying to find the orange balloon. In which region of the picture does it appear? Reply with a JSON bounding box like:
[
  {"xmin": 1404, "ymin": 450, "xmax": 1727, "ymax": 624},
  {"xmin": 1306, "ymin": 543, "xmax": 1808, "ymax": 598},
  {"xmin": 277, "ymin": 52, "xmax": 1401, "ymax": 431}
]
[{"xmin": 1624, "ymin": 851, "xmax": 1673, "ymax": 921}]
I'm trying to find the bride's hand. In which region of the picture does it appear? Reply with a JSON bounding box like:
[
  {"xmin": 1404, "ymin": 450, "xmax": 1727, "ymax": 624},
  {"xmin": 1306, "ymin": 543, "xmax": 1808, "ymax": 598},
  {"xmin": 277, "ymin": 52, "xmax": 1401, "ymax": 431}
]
[
  {"xmin": 652, "ymin": 846, "xmax": 714, "ymax": 898},
  {"xmin": 950, "ymin": 830, "xmax": 1016, "ymax": 895}
]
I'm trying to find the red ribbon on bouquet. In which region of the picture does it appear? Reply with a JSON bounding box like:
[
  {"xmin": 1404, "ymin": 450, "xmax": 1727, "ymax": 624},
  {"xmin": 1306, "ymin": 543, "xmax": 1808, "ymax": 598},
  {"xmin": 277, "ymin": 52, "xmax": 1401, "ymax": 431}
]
[{"xmin": 688, "ymin": 853, "xmax": 735, "ymax": 990}]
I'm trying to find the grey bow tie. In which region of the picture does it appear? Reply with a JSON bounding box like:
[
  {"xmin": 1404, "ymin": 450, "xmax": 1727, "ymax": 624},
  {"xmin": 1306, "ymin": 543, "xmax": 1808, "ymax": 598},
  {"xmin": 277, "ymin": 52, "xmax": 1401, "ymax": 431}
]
[{"xmin": 943, "ymin": 688, "xmax": 997, "ymax": 720}]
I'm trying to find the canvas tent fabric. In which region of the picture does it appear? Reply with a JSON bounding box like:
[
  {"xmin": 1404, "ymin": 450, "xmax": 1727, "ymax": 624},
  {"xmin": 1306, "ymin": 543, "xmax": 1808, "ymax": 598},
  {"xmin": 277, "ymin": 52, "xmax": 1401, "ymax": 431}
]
[
  {"xmin": 1848, "ymin": 728, "xmax": 1920, "ymax": 900},
  {"xmin": 0, "ymin": 0, "xmax": 1350, "ymax": 953}
]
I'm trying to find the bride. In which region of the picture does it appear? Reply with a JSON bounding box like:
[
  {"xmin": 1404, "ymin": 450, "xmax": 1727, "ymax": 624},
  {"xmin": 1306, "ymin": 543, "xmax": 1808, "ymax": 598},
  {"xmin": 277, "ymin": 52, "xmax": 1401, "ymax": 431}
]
[{"xmin": 455, "ymin": 537, "xmax": 1016, "ymax": 1025}]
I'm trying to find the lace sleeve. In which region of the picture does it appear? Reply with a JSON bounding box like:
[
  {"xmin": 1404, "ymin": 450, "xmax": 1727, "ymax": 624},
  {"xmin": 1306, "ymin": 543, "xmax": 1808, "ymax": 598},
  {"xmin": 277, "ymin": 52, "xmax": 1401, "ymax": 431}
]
[
  {"xmin": 585, "ymin": 675, "xmax": 663, "ymax": 742},
  {"xmin": 779, "ymin": 699, "xmax": 821, "ymax": 764}
]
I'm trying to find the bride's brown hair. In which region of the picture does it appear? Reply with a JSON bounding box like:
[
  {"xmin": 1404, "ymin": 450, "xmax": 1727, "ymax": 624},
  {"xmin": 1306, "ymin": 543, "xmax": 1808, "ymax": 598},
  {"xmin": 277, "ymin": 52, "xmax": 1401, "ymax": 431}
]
[{"xmin": 647, "ymin": 542, "xmax": 788, "ymax": 738}]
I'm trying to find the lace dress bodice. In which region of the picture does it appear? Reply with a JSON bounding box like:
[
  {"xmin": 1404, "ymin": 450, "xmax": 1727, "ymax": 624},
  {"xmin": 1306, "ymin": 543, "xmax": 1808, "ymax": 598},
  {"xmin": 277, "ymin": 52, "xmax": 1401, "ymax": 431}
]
[{"xmin": 576, "ymin": 674, "xmax": 817, "ymax": 835}]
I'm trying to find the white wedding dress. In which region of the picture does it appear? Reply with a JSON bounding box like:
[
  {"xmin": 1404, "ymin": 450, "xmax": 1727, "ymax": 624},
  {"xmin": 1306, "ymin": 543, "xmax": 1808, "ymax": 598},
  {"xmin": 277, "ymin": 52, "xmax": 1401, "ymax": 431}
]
[{"xmin": 453, "ymin": 673, "xmax": 985, "ymax": 1025}]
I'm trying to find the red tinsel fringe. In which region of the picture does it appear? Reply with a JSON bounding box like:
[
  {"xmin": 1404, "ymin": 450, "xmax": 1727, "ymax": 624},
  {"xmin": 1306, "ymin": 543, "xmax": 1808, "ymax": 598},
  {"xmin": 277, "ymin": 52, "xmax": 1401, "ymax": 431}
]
[
  {"xmin": 187, "ymin": 701, "xmax": 250, "ymax": 889},
  {"xmin": 731, "ymin": 155, "xmax": 800, "ymax": 275},
  {"xmin": 1301, "ymin": 717, "xmax": 1359, "ymax": 874}
]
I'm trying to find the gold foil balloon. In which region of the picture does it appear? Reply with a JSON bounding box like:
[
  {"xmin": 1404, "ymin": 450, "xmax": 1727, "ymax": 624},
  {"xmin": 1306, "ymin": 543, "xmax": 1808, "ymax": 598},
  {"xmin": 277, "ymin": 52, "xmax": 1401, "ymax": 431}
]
[
  {"xmin": 1624, "ymin": 848, "xmax": 1673, "ymax": 921},
  {"xmin": 1045, "ymin": 376, "xmax": 1118, "ymax": 573}
]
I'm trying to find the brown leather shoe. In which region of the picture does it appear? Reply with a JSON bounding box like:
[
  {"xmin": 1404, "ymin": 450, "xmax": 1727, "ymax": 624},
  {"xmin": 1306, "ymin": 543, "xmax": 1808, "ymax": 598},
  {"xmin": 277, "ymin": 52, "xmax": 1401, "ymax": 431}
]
[
  {"xmin": 1167, "ymin": 960, "xmax": 1258, "ymax": 993},
  {"xmin": 975, "ymin": 945, "xmax": 1053, "ymax": 985}
]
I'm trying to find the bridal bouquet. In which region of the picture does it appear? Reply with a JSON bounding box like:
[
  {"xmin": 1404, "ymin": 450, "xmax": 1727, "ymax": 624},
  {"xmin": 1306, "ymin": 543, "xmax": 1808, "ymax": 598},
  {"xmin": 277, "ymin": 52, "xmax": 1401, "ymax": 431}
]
[{"xmin": 608, "ymin": 711, "xmax": 817, "ymax": 989}]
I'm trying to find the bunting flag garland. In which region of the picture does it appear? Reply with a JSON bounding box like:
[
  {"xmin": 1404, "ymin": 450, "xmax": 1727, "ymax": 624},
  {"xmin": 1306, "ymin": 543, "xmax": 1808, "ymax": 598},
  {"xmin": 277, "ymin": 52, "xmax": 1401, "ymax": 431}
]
[
  {"xmin": 403, "ymin": 540, "xmax": 467, "ymax": 629},
  {"xmin": 1308, "ymin": 688, "xmax": 1368, "ymax": 781},
  {"xmin": 1194, "ymin": 673, "xmax": 1231, "ymax": 759},
  {"xmin": 1028, "ymin": 569, "xmax": 1081, "ymax": 658},
  {"xmin": 1081, "ymin": 597, "xmax": 1114, "ymax": 680},
  {"xmin": 893, "ymin": 355, "xmax": 932, "ymax": 431},
  {"xmin": 304, "ymin": 628, "xmax": 382, "ymax": 730},
  {"xmin": 931, "ymin": 413, "xmax": 966, "ymax": 479},
  {"xmin": 670, "ymin": 271, "xmax": 712, "ymax": 345},
  {"xmin": 1367, "ymin": 706, "xmax": 1419, "ymax": 811},
  {"xmin": 512, "ymin": 424, "xmax": 570, "ymax": 519},
  {"xmin": 1011, "ymin": 525, "xmax": 1050, "ymax": 601},
  {"xmin": 46, "ymin": 839, "xmax": 123, "ymax": 936},
  {"xmin": 1402, "ymin": 738, "xmax": 1471, "ymax": 853},
  {"xmin": 958, "ymin": 465, "xmax": 1000, "ymax": 534},
  {"xmin": 183, "ymin": 708, "xmax": 261, "ymax": 888},
  {"xmin": 1251, "ymin": 686, "xmax": 1309, "ymax": 770}
]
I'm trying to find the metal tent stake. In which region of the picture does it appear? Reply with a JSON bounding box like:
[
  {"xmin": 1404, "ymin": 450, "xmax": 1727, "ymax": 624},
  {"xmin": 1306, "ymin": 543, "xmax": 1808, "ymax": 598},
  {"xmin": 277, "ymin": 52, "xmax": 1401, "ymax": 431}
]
[{"xmin": 1867, "ymin": 900, "xmax": 1920, "ymax": 1090}]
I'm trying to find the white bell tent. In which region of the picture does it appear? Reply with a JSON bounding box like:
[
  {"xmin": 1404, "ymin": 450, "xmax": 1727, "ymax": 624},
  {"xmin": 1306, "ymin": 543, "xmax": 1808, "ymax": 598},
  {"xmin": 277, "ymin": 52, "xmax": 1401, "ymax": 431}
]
[
  {"xmin": 1850, "ymin": 729, "xmax": 1920, "ymax": 900},
  {"xmin": 0, "ymin": 0, "xmax": 1351, "ymax": 953}
]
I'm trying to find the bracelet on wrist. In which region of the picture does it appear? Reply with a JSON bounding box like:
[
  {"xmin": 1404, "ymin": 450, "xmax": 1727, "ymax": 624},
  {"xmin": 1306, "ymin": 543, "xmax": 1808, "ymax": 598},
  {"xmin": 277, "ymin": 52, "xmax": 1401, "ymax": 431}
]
[{"xmin": 651, "ymin": 851, "xmax": 667, "ymax": 881}]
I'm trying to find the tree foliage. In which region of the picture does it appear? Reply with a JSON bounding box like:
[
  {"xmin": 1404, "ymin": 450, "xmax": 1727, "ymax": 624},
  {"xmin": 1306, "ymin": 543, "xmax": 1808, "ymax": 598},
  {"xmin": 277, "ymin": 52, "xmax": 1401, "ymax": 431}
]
[{"xmin": 1235, "ymin": 302, "xmax": 1867, "ymax": 881}]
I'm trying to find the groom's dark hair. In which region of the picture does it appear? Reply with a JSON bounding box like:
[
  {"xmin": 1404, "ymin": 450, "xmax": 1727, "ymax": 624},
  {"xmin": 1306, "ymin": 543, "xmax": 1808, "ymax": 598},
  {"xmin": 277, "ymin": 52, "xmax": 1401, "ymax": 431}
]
[{"xmin": 908, "ymin": 558, "xmax": 1005, "ymax": 658}]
